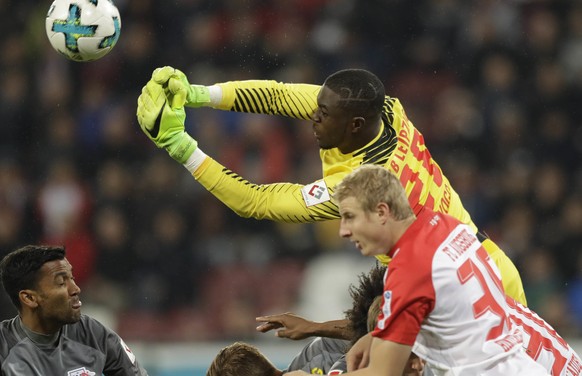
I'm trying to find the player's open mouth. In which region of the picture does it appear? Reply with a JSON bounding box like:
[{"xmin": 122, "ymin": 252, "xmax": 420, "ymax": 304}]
[{"xmin": 72, "ymin": 301, "xmax": 82, "ymax": 309}]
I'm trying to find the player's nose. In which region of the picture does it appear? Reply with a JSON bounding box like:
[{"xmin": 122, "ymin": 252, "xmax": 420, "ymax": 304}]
[
  {"xmin": 338, "ymin": 223, "xmax": 351, "ymax": 238},
  {"xmin": 69, "ymin": 279, "xmax": 81, "ymax": 295},
  {"xmin": 312, "ymin": 109, "xmax": 321, "ymax": 123}
]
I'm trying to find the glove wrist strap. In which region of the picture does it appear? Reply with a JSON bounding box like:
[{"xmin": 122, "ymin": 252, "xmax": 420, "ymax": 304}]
[{"xmin": 167, "ymin": 133, "xmax": 197, "ymax": 164}]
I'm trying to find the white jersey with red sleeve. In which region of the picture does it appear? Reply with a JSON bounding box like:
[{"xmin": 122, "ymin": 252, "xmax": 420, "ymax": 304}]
[
  {"xmin": 371, "ymin": 208, "xmax": 548, "ymax": 376},
  {"xmin": 507, "ymin": 297, "xmax": 581, "ymax": 376}
]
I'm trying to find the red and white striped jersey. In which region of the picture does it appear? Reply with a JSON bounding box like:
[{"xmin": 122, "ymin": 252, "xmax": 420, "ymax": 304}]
[{"xmin": 507, "ymin": 297, "xmax": 581, "ymax": 376}]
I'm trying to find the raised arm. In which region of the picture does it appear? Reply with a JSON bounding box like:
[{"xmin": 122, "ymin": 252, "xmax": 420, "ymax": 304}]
[
  {"xmin": 154, "ymin": 65, "xmax": 321, "ymax": 119},
  {"xmin": 136, "ymin": 71, "xmax": 343, "ymax": 223}
]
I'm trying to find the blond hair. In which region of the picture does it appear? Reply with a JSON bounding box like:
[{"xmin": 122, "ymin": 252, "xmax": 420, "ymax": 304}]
[{"xmin": 334, "ymin": 164, "xmax": 413, "ymax": 220}]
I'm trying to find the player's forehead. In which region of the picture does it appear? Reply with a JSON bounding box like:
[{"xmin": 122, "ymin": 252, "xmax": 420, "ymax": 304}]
[
  {"xmin": 39, "ymin": 258, "xmax": 72, "ymax": 279},
  {"xmin": 338, "ymin": 196, "xmax": 362, "ymax": 214},
  {"xmin": 317, "ymin": 85, "xmax": 342, "ymax": 110}
]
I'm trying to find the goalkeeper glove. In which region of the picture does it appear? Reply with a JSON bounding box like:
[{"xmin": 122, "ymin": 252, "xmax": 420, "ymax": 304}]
[
  {"xmin": 152, "ymin": 66, "xmax": 211, "ymax": 109},
  {"xmin": 136, "ymin": 80, "xmax": 198, "ymax": 164}
]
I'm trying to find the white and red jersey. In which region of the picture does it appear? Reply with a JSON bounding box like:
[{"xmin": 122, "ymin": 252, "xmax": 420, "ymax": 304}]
[
  {"xmin": 371, "ymin": 208, "xmax": 549, "ymax": 375},
  {"xmin": 507, "ymin": 297, "xmax": 581, "ymax": 376}
]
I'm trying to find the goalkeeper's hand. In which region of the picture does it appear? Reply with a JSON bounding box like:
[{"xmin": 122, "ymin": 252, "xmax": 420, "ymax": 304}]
[
  {"xmin": 151, "ymin": 66, "xmax": 210, "ymax": 109},
  {"xmin": 136, "ymin": 80, "xmax": 198, "ymax": 164}
]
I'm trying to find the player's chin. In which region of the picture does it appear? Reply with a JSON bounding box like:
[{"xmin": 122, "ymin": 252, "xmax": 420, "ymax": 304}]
[
  {"xmin": 359, "ymin": 246, "xmax": 373, "ymax": 256},
  {"xmin": 317, "ymin": 139, "xmax": 334, "ymax": 150},
  {"xmin": 67, "ymin": 310, "xmax": 82, "ymax": 323},
  {"xmin": 362, "ymin": 247, "xmax": 383, "ymax": 257}
]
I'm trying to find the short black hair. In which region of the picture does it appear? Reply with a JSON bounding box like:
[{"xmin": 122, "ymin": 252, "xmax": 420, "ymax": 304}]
[
  {"xmin": 323, "ymin": 69, "xmax": 385, "ymax": 120},
  {"xmin": 344, "ymin": 264, "xmax": 386, "ymax": 344},
  {"xmin": 0, "ymin": 245, "xmax": 66, "ymax": 310}
]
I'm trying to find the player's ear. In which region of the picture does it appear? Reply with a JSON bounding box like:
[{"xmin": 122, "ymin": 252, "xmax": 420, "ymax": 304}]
[
  {"xmin": 19, "ymin": 289, "xmax": 39, "ymax": 309},
  {"xmin": 377, "ymin": 202, "xmax": 391, "ymax": 223},
  {"xmin": 352, "ymin": 116, "xmax": 365, "ymax": 132}
]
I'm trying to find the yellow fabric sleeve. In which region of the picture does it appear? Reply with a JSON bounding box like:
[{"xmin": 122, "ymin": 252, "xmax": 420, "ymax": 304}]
[
  {"xmin": 193, "ymin": 156, "xmax": 345, "ymax": 223},
  {"xmin": 215, "ymin": 80, "xmax": 320, "ymax": 119}
]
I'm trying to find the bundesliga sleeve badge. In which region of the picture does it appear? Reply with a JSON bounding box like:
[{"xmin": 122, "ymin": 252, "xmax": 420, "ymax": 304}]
[{"xmin": 301, "ymin": 180, "xmax": 331, "ymax": 207}]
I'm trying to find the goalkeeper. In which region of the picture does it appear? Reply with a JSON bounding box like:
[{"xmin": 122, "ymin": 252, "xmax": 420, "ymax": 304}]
[{"xmin": 136, "ymin": 67, "xmax": 527, "ymax": 306}]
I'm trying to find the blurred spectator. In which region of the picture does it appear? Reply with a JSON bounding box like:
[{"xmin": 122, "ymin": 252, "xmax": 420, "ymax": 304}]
[
  {"xmin": 557, "ymin": 194, "xmax": 582, "ymax": 281},
  {"xmin": 83, "ymin": 204, "xmax": 133, "ymax": 313},
  {"xmin": 521, "ymin": 248, "xmax": 564, "ymax": 320},
  {"xmin": 567, "ymin": 254, "xmax": 582, "ymax": 335},
  {"xmin": 36, "ymin": 158, "xmax": 96, "ymax": 288},
  {"xmin": 0, "ymin": 158, "xmax": 30, "ymax": 250}
]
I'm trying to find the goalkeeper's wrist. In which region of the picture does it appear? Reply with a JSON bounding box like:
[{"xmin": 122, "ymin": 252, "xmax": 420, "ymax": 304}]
[
  {"xmin": 207, "ymin": 85, "xmax": 222, "ymax": 106},
  {"xmin": 184, "ymin": 85, "xmax": 221, "ymax": 107},
  {"xmin": 166, "ymin": 132, "xmax": 198, "ymax": 164},
  {"xmin": 183, "ymin": 148, "xmax": 208, "ymax": 174}
]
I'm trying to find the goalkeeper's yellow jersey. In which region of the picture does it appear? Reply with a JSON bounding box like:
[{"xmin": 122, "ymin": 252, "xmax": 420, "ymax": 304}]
[{"xmin": 192, "ymin": 80, "xmax": 527, "ymax": 305}]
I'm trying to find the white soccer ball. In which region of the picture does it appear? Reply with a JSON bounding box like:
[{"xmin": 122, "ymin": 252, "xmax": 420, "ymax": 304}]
[{"xmin": 45, "ymin": 0, "xmax": 121, "ymax": 62}]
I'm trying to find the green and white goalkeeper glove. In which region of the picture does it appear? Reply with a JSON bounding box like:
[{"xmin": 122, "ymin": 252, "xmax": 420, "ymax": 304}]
[
  {"xmin": 136, "ymin": 80, "xmax": 198, "ymax": 164},
  {"xmin": 152, "ymin": 66, "xmax": 211, "ymax": 109}
]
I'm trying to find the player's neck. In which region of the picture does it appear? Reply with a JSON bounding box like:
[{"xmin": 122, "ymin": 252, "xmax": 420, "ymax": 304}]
[
  {"xmin": 20, "ymin": 312, "xmax": 61, "ymax": 335},
  {"xmin": 392, "ymin": 216, "xmax": 417, "ymax": 244}
]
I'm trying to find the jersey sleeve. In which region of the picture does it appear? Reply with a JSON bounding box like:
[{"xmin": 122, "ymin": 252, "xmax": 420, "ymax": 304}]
[
  {"xmin": 285, "ymin": 337, "xmax": 349, "ymax": 374},
  {"xmin": 372, "ymin": 293, "xmax": 432, "ymax": 346},
  {"xmin": 372, "ymin": 263, "xmax": 435, "ymax": 346},
  {"xmin": 193, "ymin": 156, "xmax": 345, "ymax": 223},
  {"xmin": 95, "ymin": 321, "xmax": 148, "ymax": 376},
  {"xmin": 215, "ymin": 80, "xmax": 320, "ymax": 120},
  {"xmin": 328, "ymin": 354, "xmax": 347, "ymax": 375}
]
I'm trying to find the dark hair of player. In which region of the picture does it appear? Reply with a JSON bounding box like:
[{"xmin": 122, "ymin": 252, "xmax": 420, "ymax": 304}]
[
  {"xmin": 344, "ymin": 264, "xmax": 386, "ymax": 345},
  {"xmin": 323, "ymin": 69, "xmax": 385, "ymax": 120},
  {"xmin": 0, "ymin": 245, "xmax": 66, "ymax": 310}
]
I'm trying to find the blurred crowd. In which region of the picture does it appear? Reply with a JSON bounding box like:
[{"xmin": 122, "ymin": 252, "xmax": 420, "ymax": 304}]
[{"xmin": 0, "ymin": 0, "xmax": 582, "ymax": 340}]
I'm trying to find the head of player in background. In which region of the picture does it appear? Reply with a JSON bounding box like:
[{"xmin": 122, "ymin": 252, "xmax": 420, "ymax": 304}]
[
  {"xmin": 340, "ymin": 266, "xmax": 425, "ymax": 376},
  {"xmin": 334, "ymin": 164, "xmax": 416, "ymax": 257},
  {"xmin": 313, "ymin": 69, "xmax": 385, "ymax": 153},
  {"xmin": 206, "ymin": 341, "xmax": 283, "ymax": 376},
  {"xmin": 367, "ymin": 295, "xmax": 384, "ymax": 332},
  {"xmin": 0, "ymin": 245, "xmax": 82, "ymax": 335},
  {"xmin": 344, "ymin": 264, "xmax": 386, "ymax": 345}
]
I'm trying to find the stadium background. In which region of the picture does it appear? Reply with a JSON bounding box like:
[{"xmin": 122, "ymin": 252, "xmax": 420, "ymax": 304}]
[{"xmin": 1, "ymin": 0, "xmax": 581, "ymax": 374}]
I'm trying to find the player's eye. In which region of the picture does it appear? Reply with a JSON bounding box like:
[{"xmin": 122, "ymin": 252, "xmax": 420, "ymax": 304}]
[{"xmin": 314, "ymin": 107, "xmax": 329, "ymax": 118}]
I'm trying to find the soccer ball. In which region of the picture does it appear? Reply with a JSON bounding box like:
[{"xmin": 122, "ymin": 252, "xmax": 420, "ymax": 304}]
[{"xmin": 45, "ymin": 0, "xmax": 121, "ymax": 62}]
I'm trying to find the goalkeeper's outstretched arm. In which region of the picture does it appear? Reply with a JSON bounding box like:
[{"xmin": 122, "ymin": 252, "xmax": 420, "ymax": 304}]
[{"xmin": 137, "ymin": 70, "xmax": 343, "ymax": 224}]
